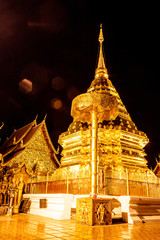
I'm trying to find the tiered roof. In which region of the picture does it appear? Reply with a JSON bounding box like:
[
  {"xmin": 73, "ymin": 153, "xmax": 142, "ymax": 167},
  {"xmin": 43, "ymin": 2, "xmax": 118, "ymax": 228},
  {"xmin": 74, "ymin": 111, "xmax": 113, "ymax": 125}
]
[{"xmin": 0, "ymin": 118, "xmax": 60, "ymax": 175}]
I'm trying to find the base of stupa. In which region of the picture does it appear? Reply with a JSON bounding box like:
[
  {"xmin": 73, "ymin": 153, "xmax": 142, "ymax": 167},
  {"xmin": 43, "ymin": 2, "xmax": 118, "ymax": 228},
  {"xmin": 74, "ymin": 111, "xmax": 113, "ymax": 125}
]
[
  {"xmin": 22, "ymin": 194, "xmax": 160, "ymax": 224},
  {"xmin": 23, "ymin": 194, "xmax": 74, "ymax": 220},
  {"xmin": 22, "ymin": 194, "xmax": 120, "ymax": 221}
]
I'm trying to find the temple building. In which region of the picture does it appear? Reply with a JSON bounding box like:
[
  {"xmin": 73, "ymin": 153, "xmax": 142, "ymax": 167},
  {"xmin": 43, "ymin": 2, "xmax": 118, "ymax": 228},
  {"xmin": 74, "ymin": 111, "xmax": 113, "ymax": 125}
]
[{"xmin": 0, "ymin": 117, "xmax": 60, "ymax": 193}]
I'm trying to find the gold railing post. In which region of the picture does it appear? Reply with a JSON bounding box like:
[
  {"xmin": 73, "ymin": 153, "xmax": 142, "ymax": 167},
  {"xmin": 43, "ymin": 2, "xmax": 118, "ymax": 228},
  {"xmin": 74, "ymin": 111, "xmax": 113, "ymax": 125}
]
[
  {"xmin": 46, "ymin": 172, "xmax": 49, "ymax": 194},
  {"xmin": 126, "ymin": 168, "xmax": 129, "ymax": 195},
  {"xmin": 31, "ymin": 176, "xmax": 33, "ymax": 193},
  {"xmin": 90, "ymin": 107, "xmax": 98, "ymax": 198},
  {"xmin": 146, "ymin": 171, "xmax": 149, "ymax": 197}
]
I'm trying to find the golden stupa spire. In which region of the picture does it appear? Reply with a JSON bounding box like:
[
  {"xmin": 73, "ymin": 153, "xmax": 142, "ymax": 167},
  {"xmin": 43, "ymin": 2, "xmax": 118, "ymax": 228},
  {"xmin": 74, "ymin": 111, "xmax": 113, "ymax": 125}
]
[{"xmin": 95, "ymin": 24, "xmax": 108, "ymax": 79}]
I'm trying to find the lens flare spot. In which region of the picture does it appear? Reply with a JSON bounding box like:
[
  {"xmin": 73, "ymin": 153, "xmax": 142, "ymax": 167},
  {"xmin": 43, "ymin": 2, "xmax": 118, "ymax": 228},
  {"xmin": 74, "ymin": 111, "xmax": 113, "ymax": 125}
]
[
  {"xmin": 19, "ymin": 79, "xmax": 32, "ymax": 94},
  {"xmin": 52, "ymin": 76, "xmax": 65, "ymax": 90},
  {"xmin": 51, "ymin": 98, "xmax": 63, "ymax": 110}
]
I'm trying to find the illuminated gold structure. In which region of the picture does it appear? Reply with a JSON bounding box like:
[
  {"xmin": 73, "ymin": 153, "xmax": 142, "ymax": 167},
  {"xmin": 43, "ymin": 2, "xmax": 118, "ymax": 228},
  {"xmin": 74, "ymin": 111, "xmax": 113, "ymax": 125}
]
[
  {"xmin": 154, "ymin": 158, "xmax": 160, "ymax": 178},
  {"xmin": 76, "ymin": 197, "xmax": 112, "ymax": 225},
  {"xmin": 1, "ymin": 25, "xmax": 160, "ymax": 201},
  {"xmin": 0, "ymin": 118, "xmax": 59, "ymax": 177},
  {"xmin": 57, "ymin": 25, "xmax": 160, "ymax": 197},
  {"xmin": 0, "ymin": 117, "xmax": 60, "ymax": 213}
]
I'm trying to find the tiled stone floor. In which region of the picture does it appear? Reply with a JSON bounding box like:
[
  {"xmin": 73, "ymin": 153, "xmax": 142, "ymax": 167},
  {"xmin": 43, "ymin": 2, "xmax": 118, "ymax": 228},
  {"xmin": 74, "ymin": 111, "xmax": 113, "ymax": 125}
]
[{"xmin": 0, "ymin": 214, "xmax": 160, "ymax": 240}]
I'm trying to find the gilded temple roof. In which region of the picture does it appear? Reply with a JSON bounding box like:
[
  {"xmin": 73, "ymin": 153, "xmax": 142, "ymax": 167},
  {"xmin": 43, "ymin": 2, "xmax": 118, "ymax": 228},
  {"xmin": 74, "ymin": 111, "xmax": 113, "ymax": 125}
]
[
  {"xmin": 153, "ymin": 160, "xmax": 160, "ymax": 178},
  {"xmin": 0, "ymin": 118, "xmax": 60, "ymax": 174},
  {"xmin": 0, "ymin": 120, "xmax": 36, "ymax": 157}
]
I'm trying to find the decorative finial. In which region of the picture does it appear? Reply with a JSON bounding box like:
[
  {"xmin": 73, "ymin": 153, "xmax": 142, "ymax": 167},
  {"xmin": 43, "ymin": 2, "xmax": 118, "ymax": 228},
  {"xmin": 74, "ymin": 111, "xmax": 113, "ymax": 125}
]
[
  {"xmin": 94, "ymin": 24, "xmax": 108, "ymax": 79},
  {"xmin": 44, "ymin": 114, "xmax": 47, "ymax": 121},
  {"xmin": 13, "ymin": 137, "xmax": 16, "ymax": 145},
  {"xmin": 33, "ymin": 115, "xmax": 38, "ymax": 126},
  {"xmin": 20, "ymin": 139, "xmax": 24, "ymax": 147},
  {"xmin": 0, "ymin": 122, "xmax": 4, "ymax": 130},
  {"xmin": 99, "ymin": 24, "xmax": 104, "ymax": 43}
]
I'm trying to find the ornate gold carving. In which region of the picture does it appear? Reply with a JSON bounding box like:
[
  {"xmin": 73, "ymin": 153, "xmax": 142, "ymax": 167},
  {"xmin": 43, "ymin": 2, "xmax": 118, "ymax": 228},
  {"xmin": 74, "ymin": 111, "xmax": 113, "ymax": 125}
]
[
  {"xmin": 71, "ymin": 92, "xmax": 118, "ymax": 123},
  {"xmin": 23, "ymin": 128, "xmax": 57, "ymax": 174},
  {"xmin": 76, "ymin": 199, "xmax": 92, "ymax": 225},
  {"xmin": 76, "ymin": 197, "xmax": 112, "ymax": 225},
  {"xmin": 0, "ymin": 173, "xmax": 28, "ymax": 215},
  {"xmin": 96, "ymin": 202, "xmax": 111, "ymax": 225},
  {"xmin": 52, "ymin": 164, "xmax": 90, "ymax": 181}
]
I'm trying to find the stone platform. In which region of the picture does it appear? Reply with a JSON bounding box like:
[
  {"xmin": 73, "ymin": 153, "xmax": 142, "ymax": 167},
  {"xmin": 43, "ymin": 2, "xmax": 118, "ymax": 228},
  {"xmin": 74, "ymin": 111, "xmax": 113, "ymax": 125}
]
[
  {"xmin": 23, "ymin": 194, "xmax": 121, "ymax": 221},
  {"xmin": 23, "ymin": 194, "xmax": 73, "ymax": 220},
  {"xmin": 23, "ymin": 194, "xmax": 160, "ymax": 224},
  {"xmin": 119, "ymin": 196, "xmax": 160, "ymax": 224}
]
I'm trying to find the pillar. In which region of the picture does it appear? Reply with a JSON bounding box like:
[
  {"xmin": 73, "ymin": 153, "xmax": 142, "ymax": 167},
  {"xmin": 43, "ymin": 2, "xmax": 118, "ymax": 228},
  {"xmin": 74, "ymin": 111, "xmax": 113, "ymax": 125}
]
[{"xmin": 90, "ymin": 107, "xmax": 98, "ymax": 197}]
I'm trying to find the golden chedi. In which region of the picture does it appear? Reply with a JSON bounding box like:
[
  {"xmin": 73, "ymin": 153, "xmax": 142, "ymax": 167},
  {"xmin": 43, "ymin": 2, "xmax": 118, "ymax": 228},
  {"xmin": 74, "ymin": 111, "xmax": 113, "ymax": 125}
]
[
  {"xmin": 1, "ymin": 25, "xmax": 159, "ymax": 198},
  {"xmin": 58, "ymin": 25, "xmax": 160, "ymax": 197}
]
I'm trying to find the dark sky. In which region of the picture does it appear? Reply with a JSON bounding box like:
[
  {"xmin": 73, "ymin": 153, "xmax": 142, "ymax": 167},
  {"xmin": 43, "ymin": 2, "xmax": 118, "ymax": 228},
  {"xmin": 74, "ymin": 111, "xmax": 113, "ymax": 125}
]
[{"xmin": 0, "ymin": 0, "xmax": 159, "ymax": 168}]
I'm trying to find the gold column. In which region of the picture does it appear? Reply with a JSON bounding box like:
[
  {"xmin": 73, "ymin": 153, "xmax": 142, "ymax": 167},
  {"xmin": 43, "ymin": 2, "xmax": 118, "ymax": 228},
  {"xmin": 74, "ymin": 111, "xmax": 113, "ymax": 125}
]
[{"xmin": 90, "ymin": 107, "xmax": 98, "ymax": 197}]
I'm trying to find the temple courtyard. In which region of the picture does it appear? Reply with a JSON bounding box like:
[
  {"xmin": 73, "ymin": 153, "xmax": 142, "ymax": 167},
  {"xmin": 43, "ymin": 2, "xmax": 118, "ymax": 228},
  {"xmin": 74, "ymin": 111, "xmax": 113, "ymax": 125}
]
[{"xmin": 0, "ymin": 214, "xmax": 159, "ymax": 240}]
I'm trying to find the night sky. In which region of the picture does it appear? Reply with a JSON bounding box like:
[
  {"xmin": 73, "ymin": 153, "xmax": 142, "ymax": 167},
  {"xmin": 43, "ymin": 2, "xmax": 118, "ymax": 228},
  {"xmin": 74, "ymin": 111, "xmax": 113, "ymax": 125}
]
[{"xmin": 0, "ymin": 0, "xmax": 159, "ymax": 168}]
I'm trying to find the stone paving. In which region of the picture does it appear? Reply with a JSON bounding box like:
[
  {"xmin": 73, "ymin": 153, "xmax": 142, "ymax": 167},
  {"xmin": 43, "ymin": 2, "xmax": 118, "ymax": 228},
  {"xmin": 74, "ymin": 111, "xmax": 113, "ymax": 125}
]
[{"xmin": 0, "ymin": 214, "xmax": 160, "ymax": 240}]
